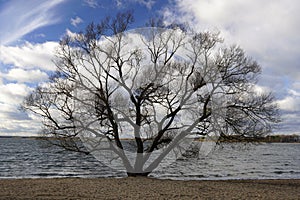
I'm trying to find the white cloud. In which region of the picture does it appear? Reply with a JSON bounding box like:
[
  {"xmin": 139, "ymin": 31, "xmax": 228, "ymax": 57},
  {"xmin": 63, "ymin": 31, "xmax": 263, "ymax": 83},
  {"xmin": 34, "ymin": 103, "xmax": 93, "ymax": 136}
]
[
  {"xmin": 277, "ymin": 96, "xmax": 300, "ymax": 112},
  {"xmin": 4, "ymin": 68, "xmax": 48, "ymax": 83},
  {"xmin": 273, "ymin": 84, "xmax": 300, "ymax": 134},
  {"xmin": 277, "ymin": 89, "xmax": 300, "ymax": 112},
  {"xmin": 163, "ymin": 0, "xmax": 300, "ymax": 79},
  {"xmin": 135, "ymin": 0, "xmax": 155, "ymax": 9},
  {"xmin": 0, "ymin": 103, "xmax": 41, "ymax": 136},
  {"xmin": 0, "ymin": 82, "xmax": 42, "ymax": 136},
  {"xmin": 65, "ymin": 29, "xmax": 78, "ymax": 39},
  {"xmin": 71, "ymin": 16, "xmax": 84, "ymax": 27},
  {"xmin": 114, "ymin": 0, "xmax": 155, "ymax": 9},
  {"xmin": 288, "ymin": 89, "xmax": 300, "ymax": 97},
  {"xmin": 84, "ymin": 0, "xmax": 99, "ymax": 8},
  {"xmin": 0, "ymin": 42, "xmax": 58, "ymax": 71},
  {"xmin": 0, "ymin": 83, "xmax": 32, "ymax": 105},
  {"xmin": 162, "ymin": 0, "xmax": 300, "ymax": 135},
  {"xmin": 116, "ymin": 0, "xmax": 123, "ymax": 8},
  {"xmin": 0, "ymin": 40, "xmax": 58, "ymax": 136},
  {"xmin": 253, "ymin": 85, "xmax": 271, "ymax": 95},
  {"xmin": 0, "ymin": 0, "xmax": 67, "ymax": 45}
]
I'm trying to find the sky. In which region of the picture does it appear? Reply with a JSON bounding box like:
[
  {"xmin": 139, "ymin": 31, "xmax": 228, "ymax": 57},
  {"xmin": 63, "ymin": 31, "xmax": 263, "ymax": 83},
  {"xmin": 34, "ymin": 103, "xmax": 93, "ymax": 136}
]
[{"xmin": 0, "ymin": 0, "xmax": 299, "ymax": 136}]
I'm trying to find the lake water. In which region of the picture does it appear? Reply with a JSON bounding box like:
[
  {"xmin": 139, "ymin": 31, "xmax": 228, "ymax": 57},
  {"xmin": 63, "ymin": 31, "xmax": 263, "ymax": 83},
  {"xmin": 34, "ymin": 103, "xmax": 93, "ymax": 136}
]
[{"xmin": 0, "ymin": 137, "xmax": 299, "ymax": 180}]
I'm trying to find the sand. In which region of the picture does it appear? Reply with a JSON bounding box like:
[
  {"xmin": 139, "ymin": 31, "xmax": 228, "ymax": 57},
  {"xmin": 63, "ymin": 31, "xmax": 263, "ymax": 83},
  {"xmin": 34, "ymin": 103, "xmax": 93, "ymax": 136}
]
[{"xmin": 0, "ymin": 177, "xmax": 299, "ymax": 199}]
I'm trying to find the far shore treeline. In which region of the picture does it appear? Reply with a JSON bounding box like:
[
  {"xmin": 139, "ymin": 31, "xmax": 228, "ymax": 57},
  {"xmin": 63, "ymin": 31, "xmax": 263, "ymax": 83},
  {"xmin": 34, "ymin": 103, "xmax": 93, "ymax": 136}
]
[
  {"xmin": 215, "ymin": 134, "xmax": 300, "ymax": 143},
  {"xmin": 1, "ymin": 134, "xmax": 299, "ymax": 143}
]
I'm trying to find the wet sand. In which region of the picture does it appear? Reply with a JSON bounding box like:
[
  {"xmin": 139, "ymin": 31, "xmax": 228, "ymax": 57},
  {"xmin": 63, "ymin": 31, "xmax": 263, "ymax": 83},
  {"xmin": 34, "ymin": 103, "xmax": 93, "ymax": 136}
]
[{"xmin": 0, "ymin": 177, "xmax": 299, "ymax": 199}]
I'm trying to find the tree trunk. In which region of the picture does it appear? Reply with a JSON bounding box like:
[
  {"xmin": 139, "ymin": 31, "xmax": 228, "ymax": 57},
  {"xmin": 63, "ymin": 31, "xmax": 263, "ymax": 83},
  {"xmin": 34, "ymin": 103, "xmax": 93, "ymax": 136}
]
[{"xmin": 126, "ymin": 172, "xmax": 151, "ymax": 177}]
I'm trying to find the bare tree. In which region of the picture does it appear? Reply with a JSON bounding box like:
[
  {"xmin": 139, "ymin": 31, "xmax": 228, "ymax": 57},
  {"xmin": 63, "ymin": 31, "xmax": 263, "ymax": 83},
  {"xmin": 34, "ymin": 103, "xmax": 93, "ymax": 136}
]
[{"xmin": 22, "ymin": 12, "xmax": 279, "ymax": 176}]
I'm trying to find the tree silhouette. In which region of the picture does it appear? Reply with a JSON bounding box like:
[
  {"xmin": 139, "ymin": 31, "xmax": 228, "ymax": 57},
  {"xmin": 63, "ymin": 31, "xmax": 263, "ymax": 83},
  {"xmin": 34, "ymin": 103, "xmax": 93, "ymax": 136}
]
[{"xmin": 22, "ymin": 11, "xmax": 279, "ymax": 176}]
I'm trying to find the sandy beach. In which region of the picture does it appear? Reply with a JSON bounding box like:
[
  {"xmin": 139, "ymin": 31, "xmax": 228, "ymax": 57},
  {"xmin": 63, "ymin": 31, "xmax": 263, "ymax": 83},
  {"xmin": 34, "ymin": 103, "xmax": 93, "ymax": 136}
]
[{"xmin": 0, "ymin": 178, "xmax": 299, "ymax": 199}]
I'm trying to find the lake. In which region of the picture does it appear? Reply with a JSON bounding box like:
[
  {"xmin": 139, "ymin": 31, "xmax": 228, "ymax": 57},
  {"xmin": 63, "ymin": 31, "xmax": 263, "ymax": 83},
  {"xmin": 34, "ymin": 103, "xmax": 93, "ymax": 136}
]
[{"xmin": 0, "ymin": 137, "xmax": 299, "ymax": 180}]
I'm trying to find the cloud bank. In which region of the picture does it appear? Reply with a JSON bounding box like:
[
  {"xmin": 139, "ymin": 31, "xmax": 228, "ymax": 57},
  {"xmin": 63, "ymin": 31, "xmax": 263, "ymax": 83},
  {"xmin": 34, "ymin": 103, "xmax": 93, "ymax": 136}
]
[
  {"xmin": 163, "ymin": 0, "xmax": 300, "ymax": 73},
  {"xmin": 162, "ymin": 0, "xmax": 300, "ymax": 134},
  {"xmin": 0, "ymin": 42, "xmax": 58, "ymax": 70},
  {"xmin": 0, "ymin": 42, "xmax": 57, "ymax": 136}
]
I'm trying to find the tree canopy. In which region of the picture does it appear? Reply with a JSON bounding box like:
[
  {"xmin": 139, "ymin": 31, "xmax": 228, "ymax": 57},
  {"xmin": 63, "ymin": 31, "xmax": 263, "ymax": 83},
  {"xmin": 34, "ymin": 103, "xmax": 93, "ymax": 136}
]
[{"xmin": 22, "ymin": 12, "xmax": 279, "ymax": 176}]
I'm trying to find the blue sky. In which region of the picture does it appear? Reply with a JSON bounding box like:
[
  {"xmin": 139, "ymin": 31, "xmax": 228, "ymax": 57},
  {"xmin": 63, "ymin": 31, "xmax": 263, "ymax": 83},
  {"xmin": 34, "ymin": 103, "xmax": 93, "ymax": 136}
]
[{"xmin": 0, "ymin": 0, "xmax": 299, "ymax": 136}]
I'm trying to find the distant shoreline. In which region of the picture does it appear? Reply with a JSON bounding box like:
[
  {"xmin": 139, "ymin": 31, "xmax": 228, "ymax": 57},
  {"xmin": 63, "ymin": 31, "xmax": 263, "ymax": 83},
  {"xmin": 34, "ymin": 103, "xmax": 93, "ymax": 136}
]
[
  {"xmin": 0, "ymin": 177, "xmax": 299, "ymax": 199},
  {"xmin": 1, "ymin": 135, "xmax": 300, "ymax": 143}
]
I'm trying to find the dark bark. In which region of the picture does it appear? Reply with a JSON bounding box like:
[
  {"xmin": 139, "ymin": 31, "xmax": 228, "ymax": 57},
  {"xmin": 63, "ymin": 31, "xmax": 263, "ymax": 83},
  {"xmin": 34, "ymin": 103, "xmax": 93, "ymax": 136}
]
[{"xmin": 126, "ymin": 172, "xmax": 151, "ymax": 177}]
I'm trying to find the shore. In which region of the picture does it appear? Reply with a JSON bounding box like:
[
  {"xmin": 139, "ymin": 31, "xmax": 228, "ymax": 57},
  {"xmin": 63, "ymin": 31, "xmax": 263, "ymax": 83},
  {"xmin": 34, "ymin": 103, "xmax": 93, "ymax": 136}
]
[{"xmin": 0, "ymin": 178, "xmax": 299, "ymax": 199}]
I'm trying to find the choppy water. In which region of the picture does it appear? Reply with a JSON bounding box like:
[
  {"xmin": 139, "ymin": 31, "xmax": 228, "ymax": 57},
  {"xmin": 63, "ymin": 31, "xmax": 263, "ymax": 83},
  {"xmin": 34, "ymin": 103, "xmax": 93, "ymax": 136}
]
[{"xmin": 0, "ymin": 137, "xmax": 299, "ymax": 180}]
